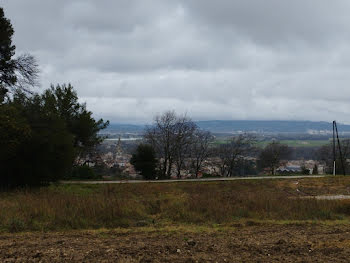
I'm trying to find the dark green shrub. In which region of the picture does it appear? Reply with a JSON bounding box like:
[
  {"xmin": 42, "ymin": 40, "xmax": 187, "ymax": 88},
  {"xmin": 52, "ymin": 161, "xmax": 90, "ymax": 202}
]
[{"xmin": 70, "ymin": 165, "xmax": 101, "ymax": 180}]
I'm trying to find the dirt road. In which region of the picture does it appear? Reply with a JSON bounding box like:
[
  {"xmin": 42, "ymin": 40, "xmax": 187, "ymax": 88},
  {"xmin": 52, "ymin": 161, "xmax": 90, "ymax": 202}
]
[
  {"xmin": 61, "ymin": 175, "xmax": 326, "ymax": 184},
  {"xmin": 1, "ymin": 223, "xmax": 350, "ymax": 262}
]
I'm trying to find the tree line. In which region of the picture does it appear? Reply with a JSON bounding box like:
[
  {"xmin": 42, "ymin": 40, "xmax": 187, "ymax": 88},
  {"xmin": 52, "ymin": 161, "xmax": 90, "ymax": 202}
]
[
  {"xmin": 131, "ymin": 111, "xmax": 298, "ymax": 179},
  {"xmin": 0, "ymin": 7, "xmax": 108, "ymax": 187},
  {"xmin": 132, "ymin": 111, "xmax": 350, "ymax": 179}
]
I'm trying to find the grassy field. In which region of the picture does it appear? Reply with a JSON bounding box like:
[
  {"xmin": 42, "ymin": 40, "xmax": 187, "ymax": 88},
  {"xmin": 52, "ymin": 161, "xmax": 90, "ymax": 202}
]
[
  {"xmin": 256, "ymin": 139, "xmax": 330, "ymax": 148},
  {"xmin": 1, "ymin": 176, "xmax": 350, "ymax": 233},
  {"xmin": 214, "ymin": 139, "xmax": 330, "ymax": 147},
  {"xmin": 3, "ymin": 177, "xmax": 350, "ymax": 261}
]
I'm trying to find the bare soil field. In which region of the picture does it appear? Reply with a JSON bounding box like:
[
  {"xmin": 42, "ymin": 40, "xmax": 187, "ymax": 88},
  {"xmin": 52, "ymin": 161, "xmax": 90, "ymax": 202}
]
[
  {"xmin": 2, "ymin": 176, "xmax": 350, "ymax": 262},
  {"xmin": 1, "ymin": 224, "xmax": 350, "ymax": 262}
]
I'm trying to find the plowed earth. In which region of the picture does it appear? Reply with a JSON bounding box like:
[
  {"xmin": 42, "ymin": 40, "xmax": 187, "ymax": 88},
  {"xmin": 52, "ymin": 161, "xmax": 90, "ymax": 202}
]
[{"xmin": 1, "ymin": 224, "xmax": 350, "ymax": 262}]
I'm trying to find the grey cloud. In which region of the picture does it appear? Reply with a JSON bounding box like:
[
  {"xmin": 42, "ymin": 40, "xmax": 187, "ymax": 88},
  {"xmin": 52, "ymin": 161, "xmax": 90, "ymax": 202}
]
[
  {"xmin": 182, "ymin": 0, "xmax": 350, "ymax": 47},
  {"xmin": 2, "ymin": 0, "xmax": 350, "ymax": 123}
]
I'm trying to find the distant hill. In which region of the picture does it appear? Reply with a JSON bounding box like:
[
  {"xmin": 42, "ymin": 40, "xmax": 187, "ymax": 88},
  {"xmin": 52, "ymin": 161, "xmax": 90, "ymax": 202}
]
[
  {"xmin": 105, "ymin": 123, "xmax": 145, "ymax": 133},
  {"xmin": 196, "ymin": 120, "xmax": 350, "ymax": 133},
  {"xmin": 105, "ymin": 120, "xmax": 350, "ymax": 134}
]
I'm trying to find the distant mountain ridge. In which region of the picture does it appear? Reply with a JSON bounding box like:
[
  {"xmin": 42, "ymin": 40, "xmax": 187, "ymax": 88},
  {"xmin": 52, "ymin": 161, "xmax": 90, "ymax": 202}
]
[
  {"xmin": 105, "ymin": 123, "xmax": 145, "ymax": 133},
  {"xmin": 105, "ymin": 120, "xmax": 350, "ymax": 133},
  {"xmin": 196, "ymin": 120, "xmax": 350, "ymax": 133}
]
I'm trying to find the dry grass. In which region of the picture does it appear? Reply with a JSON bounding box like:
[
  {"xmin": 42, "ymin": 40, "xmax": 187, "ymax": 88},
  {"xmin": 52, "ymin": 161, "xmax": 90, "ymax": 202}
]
[{"xmin": 1, "ymin": 176, "xmax": 350, "ymax": 232}]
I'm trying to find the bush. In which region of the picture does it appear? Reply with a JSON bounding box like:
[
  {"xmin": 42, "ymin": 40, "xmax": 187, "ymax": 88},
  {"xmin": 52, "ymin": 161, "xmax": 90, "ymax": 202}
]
[
  {"xmin": 70, "ymin": 165, "xmax": 101, "ymax": 180},
  {"xmin": 130, "ymin": 144, "xmax": 157, "ymax": 180},
  {"xmin": 201, "ymin": 173, "xmax": 218, "ymax": 178}
]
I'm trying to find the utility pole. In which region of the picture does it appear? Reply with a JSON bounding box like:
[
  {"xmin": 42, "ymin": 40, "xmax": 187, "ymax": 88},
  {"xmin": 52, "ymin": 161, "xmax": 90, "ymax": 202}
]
[
  {"xmin": 333, "ymin": 121, "xmax": 346, "ymax": 176},
  {"xmin": 333, "ymin": 121, "xmax": 336, "ymax": 175}
]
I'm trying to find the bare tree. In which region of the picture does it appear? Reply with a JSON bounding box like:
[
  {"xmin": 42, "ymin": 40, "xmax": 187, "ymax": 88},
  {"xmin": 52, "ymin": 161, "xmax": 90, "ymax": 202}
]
[
  {"xmin": 317, "ymin": 139, "xmax": 350, "ymax": 174},
  {"xmin": 190, "ymin": 130, "xmax": 213, "ymax": 178},
  {"xmin": 215, "ymin": 134, "xmax": 256, "ymax": 177},
  {"xmin": 144, "ymin": 111, "xmax": 177, "ymax": 178},
  {"xmin": 1, "ymin": 54, "xmax": 39, "ymax": 103},
  {"xmin": 13, "ymin": 54, "xmax": 39, "ymax": 91},
  {"xmin": 0, "ymin": 6, "xmax": 39, "ymax": 101},
  {"xmin": 145, "ymin": 111, "xmax": 194, "ymax": 178},
  {"xmin": 258, "ymin": 141, "xmax": 292, "ymax": 175},
  {"xmin": 173, "ymin": 117, "xmax": 197, "ymax": 178},
  {"xmin": 145, "ymin": 111, "xmax": 207, "ymax": 179}
]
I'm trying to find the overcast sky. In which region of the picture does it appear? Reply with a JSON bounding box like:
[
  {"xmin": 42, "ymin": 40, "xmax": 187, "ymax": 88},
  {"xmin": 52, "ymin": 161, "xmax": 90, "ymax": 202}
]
[{"xmin": 3, "ymin": 0, "xmax": 350, "ymax": 123}]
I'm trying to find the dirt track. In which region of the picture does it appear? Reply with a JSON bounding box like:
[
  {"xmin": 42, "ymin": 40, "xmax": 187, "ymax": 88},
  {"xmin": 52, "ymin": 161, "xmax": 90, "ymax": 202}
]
[
  {"xmin": 61, "ymin": 175, "xmax": 326, "ymax": 184},
  {"xmin": 1, "ymin": 224, "xmax": 350, "ymax": 262}
]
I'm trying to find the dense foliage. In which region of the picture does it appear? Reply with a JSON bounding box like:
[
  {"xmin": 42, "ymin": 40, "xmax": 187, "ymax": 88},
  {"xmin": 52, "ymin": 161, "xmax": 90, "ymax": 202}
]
[
  {"xmin": 70, "ymin": 165, "xmax": 100, "ymax": 180},
  {"xmin": 42, "ymin": 84, "xmax": 109, "ymax": 158},
  {"xmin": 0, "ymin": 6, "xmax": 108, "ymax": 188},
  {"xmin": 130, "ymin": 144, "xmax": 157, "ymax": 179},
  {"xmin": 0, "ymin": 7, "xmax": 16, "ymax": 90},
  {"xmin": 0, "ymin": 93, "xmax": 74, "ymax": 187},
  {"xmin": 0, "ymin": 86, "xmax": 108, "ymax": 188}
]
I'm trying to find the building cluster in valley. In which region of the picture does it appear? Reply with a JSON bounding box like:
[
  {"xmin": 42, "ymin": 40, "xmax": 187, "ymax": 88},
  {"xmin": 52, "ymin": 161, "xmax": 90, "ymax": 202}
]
[
  {"xmin": 276, "ymin": 160, "xmax": 325, "ymax": 175},
  {"xmin": 165, "ymin": 158, "xmax": 326, "ymax": 178},
  {"xmin": 80, "ymin": 136, "xmax": 327, "ymax": 179},
  {"xmin": 81, "ymin": 137, "xmax": 139, "ymax": 178}
]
